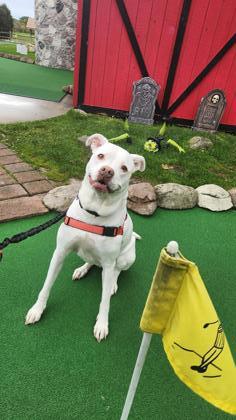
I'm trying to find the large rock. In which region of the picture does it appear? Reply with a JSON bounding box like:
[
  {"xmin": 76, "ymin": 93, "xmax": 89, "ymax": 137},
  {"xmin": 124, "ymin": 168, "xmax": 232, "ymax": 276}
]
[
  {"xmin": 228, "ymin": 188, "xmax": 236, "ymax": 207},
  {"xmin": 128, "ymin": 182, "xmax": 156, "ymax": 202},
  {"xmin": 127, "ymin": 200, "xmax": 158, "ymax": 215},
  {"xmin": 155, "ymin": 183, "xmax": 197, "ymax": 209},
  {"xmin": 196, "ymin": 184, "xmax": 233, "ymax": 211},
  {"xmin": 128, "ymin": 182, "xmax": 157, "ymax": 215},
  {"xmin": 189, "ymin": 136, "xmax": 213, "ymax": 150},
  {"xmin": 43, "ymin": 179, "xmax": 81, "ymax": 211}
]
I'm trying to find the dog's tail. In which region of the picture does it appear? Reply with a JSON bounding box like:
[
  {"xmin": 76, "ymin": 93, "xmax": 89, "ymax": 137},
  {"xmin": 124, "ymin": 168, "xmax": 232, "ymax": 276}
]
[{"xmin": 133, "ymin": 232, "xmax": 141, "ymax": 240}]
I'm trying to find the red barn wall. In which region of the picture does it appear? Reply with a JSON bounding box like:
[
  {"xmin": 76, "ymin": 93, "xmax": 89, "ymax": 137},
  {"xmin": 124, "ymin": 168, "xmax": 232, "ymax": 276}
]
[{"xmin": 74, "ymin": 0, "xmax": 236, "ymax": 129}]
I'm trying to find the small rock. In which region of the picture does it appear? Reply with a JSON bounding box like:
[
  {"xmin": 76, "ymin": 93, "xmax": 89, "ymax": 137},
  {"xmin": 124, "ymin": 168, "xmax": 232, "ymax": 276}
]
[
  {"xmin": 56, "ymin": 0, "xmax": 64, "ymax": 13},
  {"xmin": 128, "ymin": 182, "xmax": 157, "ymax": 215},
  {"xmin": 189, "ymin": 136, "xmax": 213, "ymax": 150},
  {"xmin": 196, "ymin": 184, "xmax": 233, "ymax": 211},
  {"xmin": 38, "ymin": 41, "xmax": 45, "ymax": 50},
  {"xmin": 63, "ymin": 84, "xmax": 73, "ymax": 95},
  {"xmin": 73, "ymin": 109, "xmax": 88, "ymax": 116},
  {"xmin": 228, "ymin": 188, "xmax": 236, "ymax": 207},
  {"xmin": 155, "ymin": 183, "xmax": 197, "ymax": 209},
  {"xmin": 39, "ymin": 167, "xmax": 48, "ymax": 173},
  {"xmin": 43, "ymin": 179, "xmax": 82, "ymax": 211},
  {"xmin": 161, "ymin": 164, "xmax": 183, "ymax": 173},
  {"xmin": 78, "ymin": 135, "xmax": 88, "ymax": 144},
  {"xmin": 26, "ymin": 57, "xmax": 34, "ymax": 64},
  {"xmin": 161, "ymin": 164, "xmax": 175, "ymax": 170}
]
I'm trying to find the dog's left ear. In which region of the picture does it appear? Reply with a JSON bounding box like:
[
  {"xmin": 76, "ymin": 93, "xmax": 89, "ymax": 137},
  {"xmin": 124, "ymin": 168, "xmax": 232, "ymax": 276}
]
[
  {"xmin": 86, "ymin": 134, "xmax": 108, "ymax": 151},
  {"xmin": 131, "ymin": 154, "xmax": 146, "ymax": 172}
]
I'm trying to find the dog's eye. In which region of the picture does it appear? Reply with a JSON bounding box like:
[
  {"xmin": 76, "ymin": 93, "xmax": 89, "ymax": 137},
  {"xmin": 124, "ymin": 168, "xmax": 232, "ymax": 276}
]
[
  {"xmin": 121, "ymin": 165, "xmax": 128, "ymax": 172},
  {"xmin": 97, "ymin": 153, "xmax": 104, "ymax": 159}
]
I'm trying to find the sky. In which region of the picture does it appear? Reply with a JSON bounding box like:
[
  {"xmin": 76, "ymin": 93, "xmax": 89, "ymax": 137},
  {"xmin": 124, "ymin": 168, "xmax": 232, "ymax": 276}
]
[{"xmin": 0, "ymin": 0, "xmax": 35, "ymax": 19}]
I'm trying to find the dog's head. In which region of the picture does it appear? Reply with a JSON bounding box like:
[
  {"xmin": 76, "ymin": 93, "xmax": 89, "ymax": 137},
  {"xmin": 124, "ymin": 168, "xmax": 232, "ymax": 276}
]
[{"xmin": 85, "ymin": 134, "xmax": 145, "ymax": 193}]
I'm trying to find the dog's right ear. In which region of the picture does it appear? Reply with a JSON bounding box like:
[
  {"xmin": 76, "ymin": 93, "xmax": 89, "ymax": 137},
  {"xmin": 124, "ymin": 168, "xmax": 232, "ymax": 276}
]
[{"xmin": 86, "ymin": 134, "xmax": 108, "ymax": 151}]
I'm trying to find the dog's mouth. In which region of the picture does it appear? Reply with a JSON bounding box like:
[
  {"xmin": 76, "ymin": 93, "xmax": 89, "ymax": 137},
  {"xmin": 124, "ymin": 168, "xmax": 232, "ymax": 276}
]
[{"xmin": 89, "ymin": 175, "xmax": 111, "ymax": 193}]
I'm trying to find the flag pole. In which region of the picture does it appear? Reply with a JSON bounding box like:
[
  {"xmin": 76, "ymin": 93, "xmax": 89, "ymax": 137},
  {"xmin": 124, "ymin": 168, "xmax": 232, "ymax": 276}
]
[
  {"xmin": 120, "ymin": 242, "xmax": 179, "ymax": 420},
  {"xmin": 120, "ymin": 332, "xmax": 152, "ymax": 420}
]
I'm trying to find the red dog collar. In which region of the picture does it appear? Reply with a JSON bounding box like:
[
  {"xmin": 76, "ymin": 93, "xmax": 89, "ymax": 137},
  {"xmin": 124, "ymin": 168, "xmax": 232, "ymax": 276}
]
[{"xmin": 64, "ymin": 216, "xmax": 125, "ymax": 237}]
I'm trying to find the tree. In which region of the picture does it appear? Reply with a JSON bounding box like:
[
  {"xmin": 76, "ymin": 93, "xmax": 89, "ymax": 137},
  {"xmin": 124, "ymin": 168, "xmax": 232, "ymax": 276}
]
[
  {"xmin": 13, "ymin": 16, "xmax": 30, "ymax": 33},
  {"xmin": 0, "ymin": 3, "xmax": 13, "ymax": 35},
  {"xmin": 19, "ymin": 16, "xmax": 28, "ymax": 32}
]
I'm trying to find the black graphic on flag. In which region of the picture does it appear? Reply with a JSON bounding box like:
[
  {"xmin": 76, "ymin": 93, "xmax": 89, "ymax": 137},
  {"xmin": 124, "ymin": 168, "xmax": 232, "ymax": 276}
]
[{"xmin": 174, "ymin": 320, "xmax": 224, "ymax": 378}]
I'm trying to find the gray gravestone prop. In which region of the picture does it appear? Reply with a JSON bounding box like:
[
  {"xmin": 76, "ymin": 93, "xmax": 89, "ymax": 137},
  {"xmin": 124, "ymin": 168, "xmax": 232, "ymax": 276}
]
[
  {"xmin": 193, "ymin": 89, "xmax": 226, "ymax": 132},
  {"xmin": 128, "ymin": 77, "xmax": 160, "ymax": 125}
]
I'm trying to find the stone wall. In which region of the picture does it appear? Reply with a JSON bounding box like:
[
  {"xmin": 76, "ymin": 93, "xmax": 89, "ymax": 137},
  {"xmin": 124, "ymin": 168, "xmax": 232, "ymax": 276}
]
[{"xmin": 35, "ymin": 0, "xmax": 77, "ymax": 70}]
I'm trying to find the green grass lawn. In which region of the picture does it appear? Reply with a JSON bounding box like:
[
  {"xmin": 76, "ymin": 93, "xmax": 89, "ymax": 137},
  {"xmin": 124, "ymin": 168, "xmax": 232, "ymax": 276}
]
[
  {"xmin": 12, "ymin": 32, "xmax": 35, "ymax": 44},
  {"xmin": 0, "ymin": 111, "xmax": 235, "ymax": 188},
  {"xmin": 0, "ymin": 42, "xmax": 35, "ymax": 60}
]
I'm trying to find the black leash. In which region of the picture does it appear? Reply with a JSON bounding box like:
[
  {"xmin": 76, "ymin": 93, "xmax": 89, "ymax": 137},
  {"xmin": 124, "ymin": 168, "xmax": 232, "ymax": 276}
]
[{"xmin": 0, "ymin": 211, "xmax": 66, "ymax": 261}]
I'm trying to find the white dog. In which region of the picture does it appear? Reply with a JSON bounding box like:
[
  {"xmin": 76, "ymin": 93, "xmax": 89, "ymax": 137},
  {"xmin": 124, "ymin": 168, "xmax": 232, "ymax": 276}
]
[{"xmin": 25, "ymin": 134, "xmax": 145, "ymax": 341}]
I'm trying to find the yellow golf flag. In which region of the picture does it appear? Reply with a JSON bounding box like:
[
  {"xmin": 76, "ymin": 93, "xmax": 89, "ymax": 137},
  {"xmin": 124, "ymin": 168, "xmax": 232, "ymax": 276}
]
[{"xmin": 140, "ymin": 248, "xmax": 236, "ymax": 415}]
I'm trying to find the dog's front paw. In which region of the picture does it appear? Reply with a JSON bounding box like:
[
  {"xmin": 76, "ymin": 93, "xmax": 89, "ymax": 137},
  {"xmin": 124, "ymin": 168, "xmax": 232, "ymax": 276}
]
[
  {"xmin": 25, "ymin": 303, "xmax": 44, "ymax": 325},
  {"xmin": 94, "ymin": 318, "xmax": 109, "ymax": 342}
]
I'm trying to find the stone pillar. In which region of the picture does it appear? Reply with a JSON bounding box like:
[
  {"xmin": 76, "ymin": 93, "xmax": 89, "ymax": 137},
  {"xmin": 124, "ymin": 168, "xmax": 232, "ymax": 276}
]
[{"xmin": 35, "ymin": 0, "xmax": 77, "ymax": 70}]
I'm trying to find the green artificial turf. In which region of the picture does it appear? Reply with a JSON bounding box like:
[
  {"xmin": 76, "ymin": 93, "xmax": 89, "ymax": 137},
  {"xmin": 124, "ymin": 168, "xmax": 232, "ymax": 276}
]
[
  {"xmin": 0, "ymin": 208, "xmax": 235, "ymax": 419},
  {"xmin": 0, "ymin": 57, "xmax": 73, "ymax": 101}
]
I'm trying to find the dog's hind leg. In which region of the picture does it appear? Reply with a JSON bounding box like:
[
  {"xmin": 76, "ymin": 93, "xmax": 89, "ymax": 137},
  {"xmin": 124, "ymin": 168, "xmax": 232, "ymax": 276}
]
[
  {"xmin": 25, "ymin": 246, "xmax": 69, "ymax": 325},
  {"xmin": 72, "ymin": 263, "xmax": 93, "ymax": 281},
  {"xmin": 111, "ymin": 268, "xmax": 121, "ymax": 296}
]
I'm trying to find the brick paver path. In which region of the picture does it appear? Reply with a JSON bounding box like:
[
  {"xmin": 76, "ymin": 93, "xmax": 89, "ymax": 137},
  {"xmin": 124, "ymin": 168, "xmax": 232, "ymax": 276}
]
[{"xmin": 0, "ymin": 144, "xmax": 54, "ymax": 222}]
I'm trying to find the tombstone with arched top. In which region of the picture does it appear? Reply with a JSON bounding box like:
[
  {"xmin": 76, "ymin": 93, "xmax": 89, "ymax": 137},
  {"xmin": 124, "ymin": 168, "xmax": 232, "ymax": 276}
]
[
  {"xmin": 128, "ymin": 77, "xmax": 160, "ymax": 125},
  {"xmin": 193, "ymin": 89, "xmax": 226, "ymax": 132}
]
